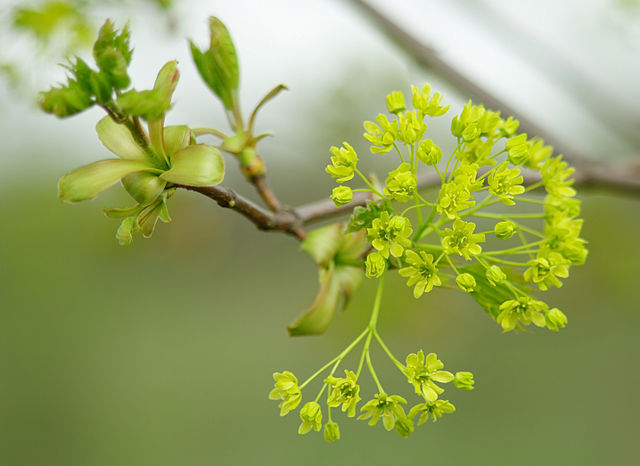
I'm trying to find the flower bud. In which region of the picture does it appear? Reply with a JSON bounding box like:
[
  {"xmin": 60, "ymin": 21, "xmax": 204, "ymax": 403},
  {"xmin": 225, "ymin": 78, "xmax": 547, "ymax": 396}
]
[
  {"xmin": 486, "ymin": 265, "xmax": 507, "ymax": 286},
  {"xmin": 506, "ymin": 134, "xmax": 530, "ymax": 165},
  {"xmin": 494, "ymin": 220, "xmax": 516, "ymax": 239},
  {"xmin": 417, "ymin": 139, "xmax": 443, "ymax": 165},
  {"xmin": 385, "ymin": 91, "xmax": 406, "ymax": 114},
  {"xmin": 453, "ymin": 371, "xmax": 475, "ymax": 390},
  {"xmin": 298, "ymin": 401, "xmax": 323, "ymax": 435},
  {"xmin": 329, "ymin": 186, "xmax": 353, "ymax": 207},
  {"xmin": 365, "ymin": 252, "xmax": 386, "ymax": 278},
  {"xmin": 323, "ymin": 421, "xmax": 341, "ymax": 442},
  {"xmin": 394, "ymin": 416, "xmax": 414, "ymax": 438},
  {"xmin": 456, "ymin": 273, "xmax": 477, "ymax": 292},
  {"xmin": 462, "ymin": 123, "xmax": 480, "ymax": 142},
  {"xmin": 545, "ymin": 308, "xmax": 568, "ymax": 331}
]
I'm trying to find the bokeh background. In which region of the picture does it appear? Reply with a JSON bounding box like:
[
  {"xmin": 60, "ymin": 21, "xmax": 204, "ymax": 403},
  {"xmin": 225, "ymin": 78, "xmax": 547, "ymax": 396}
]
[{"xmin": 1, "ymin": 1, "xmax": 639, "ymax": 465}]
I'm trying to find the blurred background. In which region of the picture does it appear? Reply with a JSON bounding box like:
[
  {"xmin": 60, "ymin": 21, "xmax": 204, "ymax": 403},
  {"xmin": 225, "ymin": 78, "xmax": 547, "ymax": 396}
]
[{"xmin": 1, "ymin": 0, "xmax": 639, "ymax": 465}]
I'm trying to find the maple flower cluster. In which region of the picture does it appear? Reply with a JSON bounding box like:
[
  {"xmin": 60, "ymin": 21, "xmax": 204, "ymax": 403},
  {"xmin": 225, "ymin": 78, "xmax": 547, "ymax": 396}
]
[{"xmin": 272, "ymin": 84, "xmax": 587, "ymax": 441}]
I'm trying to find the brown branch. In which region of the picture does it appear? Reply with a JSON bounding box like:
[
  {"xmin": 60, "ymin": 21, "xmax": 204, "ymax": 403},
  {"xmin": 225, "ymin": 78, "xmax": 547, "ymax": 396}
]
[
  {"xmin": 250, "ymin": 174, "xmax": 283, "ymax": 211},
  {"xmin": 178, "ymin": 184, "xmax": 306, "ymax": 240},
  {"xmin": 179, "ymin": 160, "xmax": 640, "ymax": 242}
]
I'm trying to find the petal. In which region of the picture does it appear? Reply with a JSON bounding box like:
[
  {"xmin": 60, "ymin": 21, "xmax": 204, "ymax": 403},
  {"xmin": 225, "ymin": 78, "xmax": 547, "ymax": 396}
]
[
  {"xmin": 59, "ymin": 159, "xmax": 154, "ymax": 203},
  {"xmin": 160, "ymin": 144, "xmax": 225, "ymax": 186},
  {"xmin": 96, "ymin": 116, "xmax": 147, "ymax": 161},
  {"xmin": 431, "ymin": 371, "xmax": 454, "ymax": 383},
  {"xmin": 422, "ymin": 385, "xmax": 438, "ymax": 402}
]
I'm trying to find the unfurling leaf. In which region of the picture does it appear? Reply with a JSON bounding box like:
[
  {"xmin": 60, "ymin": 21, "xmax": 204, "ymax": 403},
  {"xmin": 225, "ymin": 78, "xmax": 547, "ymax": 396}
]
[{"xmin": 189, "ymin": 17, "xmax": 239, "ymax": 109}]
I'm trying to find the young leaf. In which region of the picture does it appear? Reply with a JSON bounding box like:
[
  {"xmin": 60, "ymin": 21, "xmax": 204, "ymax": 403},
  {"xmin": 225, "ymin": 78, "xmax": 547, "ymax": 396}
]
[{"xmin": 189, "ymin": 17, "xmax": 239, "ymax": 110}]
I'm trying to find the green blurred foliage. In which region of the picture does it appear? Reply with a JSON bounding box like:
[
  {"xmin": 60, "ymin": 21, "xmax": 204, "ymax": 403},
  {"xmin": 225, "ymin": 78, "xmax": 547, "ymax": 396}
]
[{"xmin": 0, "ymin": 168, "xmax": 638, "ymax": 465}]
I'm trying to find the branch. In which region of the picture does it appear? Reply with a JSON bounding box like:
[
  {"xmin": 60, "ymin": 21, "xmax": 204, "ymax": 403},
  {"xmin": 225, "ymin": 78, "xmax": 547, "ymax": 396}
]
[
  {"xmin": 178, "ymin": 184, "xmax": 306, "ymax": 240},
  {"xmin": 179, "ymin": 158, "xmax": 640, "ymax": 241}
]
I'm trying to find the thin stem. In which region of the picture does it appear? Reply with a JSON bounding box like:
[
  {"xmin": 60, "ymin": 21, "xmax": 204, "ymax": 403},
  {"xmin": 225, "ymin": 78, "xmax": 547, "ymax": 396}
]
[
  {"xmin": 374, "ymin": 331, "xmax": 405, "ymax": 372},
  {"xmin": 366, "ymin": 351, "xmax": 384, "ymax": 393},
  {"xmin": 355, "ymin": 168, "xmax": 385, "ymax": 198},
  {"xmin": 445, "ymin": 254, "xmax": 459, "ymax": 273},
  {"xmin": 516, "ymin": 197, "xmax": 547, "ymax": 205},
  {"xmin": 524, "ymin": 181, "xmax": 544, "ymax": 192},
  {"xmin": 357, "ymin": 272, "xmax": 386, "ymax": 380},
  {"xmin": 443, "ymin": 138, "xmax": 461, "ymax": 181},
  {"xmin": 299, "ymin": 328, "xmax": 369, "ymax": 389},
  {"xmin": 472, "ymin": 212, "xmax": 546, "ymax": 219},
  {"xmin": 484, "ymin": 257, "xmax": 529, "ymax": 266},
  {"xmin": 482, "ymin": 240, "xmax": 544, "ymax": 256}
]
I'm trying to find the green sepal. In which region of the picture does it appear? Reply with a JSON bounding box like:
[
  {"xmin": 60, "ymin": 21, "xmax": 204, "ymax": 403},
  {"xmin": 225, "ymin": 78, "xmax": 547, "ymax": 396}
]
[
  {"xmin": 58, "ymin": 159, "xmax": 154, "ymax": 203},
  {"xmin": 96, "ymin": 115, "xmax": 148, "ymax": 161},
  {"xmin": 116, "ymin": 216, "xmax": 137, "ymax": 245},
  {"xmin": 288, "ymin": 264, "xmax": 341, "ymax": 336},
  {"xmin": 160, "ymin": 144, "xmax": 225, "ymax": 186},
  {"xmin": 104, "ymin": 204, "xmax": 144, "ymax": 219},
  {"xmin": 121, "ymin": 172, "xmax": 166, "ymax": 204},
  {"xmin": 136, "ymin": 201, "xmax": 164, "ymax": 238},
  {"xmin": 289, "ymin": 227, "xmax": 365, "ymax": 336},
  {"xmin": 189, "ymin": 17, "xmax": 239, "ymax": 110}
]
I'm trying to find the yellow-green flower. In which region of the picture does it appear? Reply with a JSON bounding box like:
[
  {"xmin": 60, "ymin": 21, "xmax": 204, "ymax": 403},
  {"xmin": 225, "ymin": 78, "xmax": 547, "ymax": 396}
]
[
  {"xmin": 325, "ymin": 370, "xmax": 361, "ymax": 417},
  {"xmin": 408, "ymin": 400, "xmax": 455, "ymax": 425},
  {"xmin": 442, "ymin": 219, "xmax": 485, "ymax": 260},
  {"xmin": 496, "ymin": 296, "xmax": 548, "ymax": 332},
  {"xmin": 404, "ymin": 351, "xmax": 454, "ymax": 402},
  {"xmin": 298, "ymin": 401, "xmax": 323, "ymax": 435},
  {"xmin": 269, "ymin": 371, "xmax": 302, "ymax": 416},
  {"xmin": 367, "ymin": 212, "xmax": 413, "ymax": 259},
  {"xmin": 326, "ymin": 142, "xmax": 358, "ymax": 182},
  {"xmin": 399, "ymin": 250, "xmax": 442, "ymax": 298}
]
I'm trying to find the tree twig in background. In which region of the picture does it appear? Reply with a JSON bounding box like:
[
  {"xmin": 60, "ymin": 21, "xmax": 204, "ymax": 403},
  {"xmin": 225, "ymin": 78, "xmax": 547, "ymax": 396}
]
[
  {"xmin": 180, "ymin": 0, "xmax": 640, "ymax": 239},
  {"xmin": 347, "ymin": 0, "xmax": 596, "ymax": 168}
]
